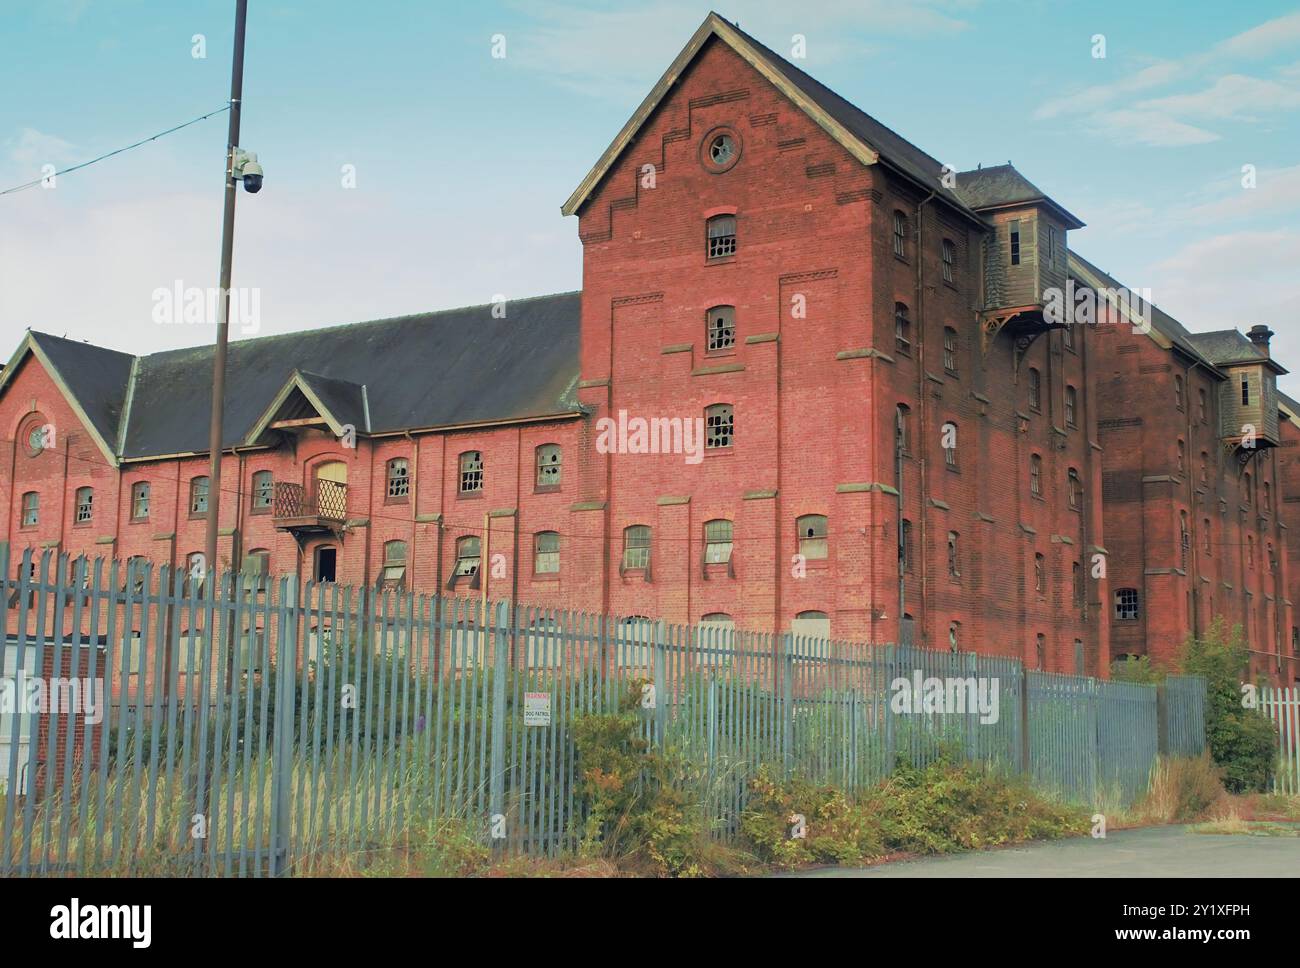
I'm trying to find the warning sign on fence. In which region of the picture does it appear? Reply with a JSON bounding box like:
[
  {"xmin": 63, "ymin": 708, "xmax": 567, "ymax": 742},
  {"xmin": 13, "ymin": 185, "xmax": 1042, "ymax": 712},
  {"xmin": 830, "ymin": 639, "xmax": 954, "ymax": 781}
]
[{"xmin": 524, "ymin": 692, "xmax": 551, "ymax": 726}]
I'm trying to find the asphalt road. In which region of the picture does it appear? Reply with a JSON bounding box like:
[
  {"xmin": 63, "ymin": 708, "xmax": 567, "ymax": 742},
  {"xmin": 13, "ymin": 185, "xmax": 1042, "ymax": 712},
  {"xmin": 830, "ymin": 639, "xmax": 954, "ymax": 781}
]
[{"xmin": 781, "ymin": 825, "xmax": 1300, "ymax": 877}]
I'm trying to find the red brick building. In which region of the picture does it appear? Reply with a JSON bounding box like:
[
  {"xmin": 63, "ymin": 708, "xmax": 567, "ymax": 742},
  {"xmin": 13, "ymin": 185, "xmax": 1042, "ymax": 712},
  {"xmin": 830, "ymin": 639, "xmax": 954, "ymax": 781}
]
[{"xmin": 0, "ymin": 14, "xmax": 1292, "ymax": 681}]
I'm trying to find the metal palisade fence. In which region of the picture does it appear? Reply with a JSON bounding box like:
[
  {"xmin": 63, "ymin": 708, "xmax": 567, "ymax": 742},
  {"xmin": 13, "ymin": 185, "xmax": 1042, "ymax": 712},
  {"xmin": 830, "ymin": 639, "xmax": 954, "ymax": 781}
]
[
  {"xmin": 0, "ymin": 546, "xmax": 1205, "ymax": 876},
  {"xmin": 1259, "ymin": 686, "xmax": 1300, "ymax": 795}
]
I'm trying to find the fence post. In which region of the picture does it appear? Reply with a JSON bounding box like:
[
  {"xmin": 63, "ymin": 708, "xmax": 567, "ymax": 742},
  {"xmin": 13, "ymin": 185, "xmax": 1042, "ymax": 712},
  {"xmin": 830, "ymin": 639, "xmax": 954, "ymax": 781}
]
[
  {"xmin": 781, "ymin": 632, "xmax": 794, "ymax": 775},
  {"xmin": 270, "ymin": 573, "xmax": 299, "ymax": 877},
  {"xmin": 653, "ymin": 620, "xmax": 667, "ymax": 745},
  {"xmin": 1019, "ymin": 668, "xmax": 1031, "ymax": 777},
  {"xmin": 489, "ymin": 600, "xmax": 509, "ymax": 849}
]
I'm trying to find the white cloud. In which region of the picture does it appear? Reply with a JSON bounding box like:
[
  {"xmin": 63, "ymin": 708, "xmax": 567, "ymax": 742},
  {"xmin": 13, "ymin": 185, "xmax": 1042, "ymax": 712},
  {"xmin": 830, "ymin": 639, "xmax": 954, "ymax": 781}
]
[
  {"xmin": 1179, "ymin": 164, "xmax": 1300, "ymax": 223},
  {"xmin": 7, "ymin": 128, "xmax": 79, "ymax": 170},
  {"xmin": 1032, "ymin": 12, "xmax": 1300, "ymax": 146},
  {"xmin": 508, "ymin": 0, "xmax": 972, "ymax": 100}
]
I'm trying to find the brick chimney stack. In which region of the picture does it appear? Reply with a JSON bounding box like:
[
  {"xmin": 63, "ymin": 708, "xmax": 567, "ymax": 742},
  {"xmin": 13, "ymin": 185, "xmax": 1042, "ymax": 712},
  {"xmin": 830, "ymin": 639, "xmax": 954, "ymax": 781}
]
[{"xmin": 1248, "ymin": 324, "xmax": 1274, "ymax": 355}]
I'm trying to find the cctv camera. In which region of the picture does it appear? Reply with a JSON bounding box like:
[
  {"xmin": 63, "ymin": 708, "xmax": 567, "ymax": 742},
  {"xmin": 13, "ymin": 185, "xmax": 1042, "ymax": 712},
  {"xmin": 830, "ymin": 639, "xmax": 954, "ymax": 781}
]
[
  {"xmin": 241, "ymin": 156, "xmax": 263, "ymax": 194},
  {"xmin": 232, "ymin": 148, "xmax": 263, "ymax": 193}
]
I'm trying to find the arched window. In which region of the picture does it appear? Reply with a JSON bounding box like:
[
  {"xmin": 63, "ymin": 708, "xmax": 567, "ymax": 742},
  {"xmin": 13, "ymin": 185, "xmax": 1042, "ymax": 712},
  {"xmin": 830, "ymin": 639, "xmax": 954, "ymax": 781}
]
[
  {"xmin": 1198, "ymin": 388, "xmax": 1208, "ymax": 423},
  {"xmin": 536, "ymin": 444, "xmax": 562, "ymax": 488},
  {"xmin": 894, "ymin": 302, "xmax": 911, "ymax": 356},
  {"xmin": 896, "ymin": 404, "xmax": 911, "ymax": 455},
  {"xmin": 454, "ymin": 536, "xmax": 481, "ymax": 578},
  {"xmin": 131, "ymin": 481, "xmax": 150, "ymax": 521},
  {"xmin": 941, "ymin": 238, "xmax": 954, "ymax": 282},
  {"xmin": 459, "ymin": 451, "xmax": 483, "ymax": 493},
  {"xmin": 20, "ymin": 491, "xmax": 38, "ymax": 527},
  {"xmin": 1065, "ymin": 385, "xmax": 1077, "ymax": 428},
  {"xmin": 705, "ymin": 404, "xmax": 734, "ymax": 449},
  {"xmin": 241, "ymin": 547, "xmax": 271, "ymax": 590},
  {"xmin": 189, "ymin": 476, "xmax": 209, "ymax": 516},
  {"xmin": 1200, "ymin": 451, "xmax": 1209, "ymax": 484},
  {"xmin": 947, "ymin": 531, "xmax": 960, "ymax": 578},
  {"xmin": 75, "ymin": 486, "xmax": 93, "ymax": 524},
  {"xmin": 892, "ymin": 211, "xmax": 907, "ymax": 258},
  {"xmin": 1175, "ymin": 374, "xmax": 1185, "ymax": 410},
  {"xmin": 792, "ymin": 610, "xmax": 830, "ymax": 641},
  {"xmin": 1247, "ymin": 535, "xmax": 1255, "ymax": 569},
  {"xmin": 386, "ymin": 458, "xmax": 409, "ymax": 500},
  {"xmin": 534, "ymin": 531, "xmax": 560, "ymax": 574},
  {"xmin": 1264, "ymin": 481, "xmax": 1272, "ymax": 512},
  {"xmin": 250, "ymin": 470, "xmax": 273, "ymax": 511},
  {"xmin": 706, "ymin": 215, "xmax": 737, "ymax": 259},
  {"xmin": 943, "ymin": 327, "xmax": 958, "ymax": 374},
  {"xmin": 797, "ymin": 514, "xmax": 827, "ymax": 560},
  {"xmin": 623, "ymin": 525, "xmax": 651, "ymax": 570},
  {"xmin": 1068, "ymin": 468, "xmax": 1083, "ymax": 510},
  {"xmin": 1036, "ymin": 633, "xmax": 1046, "ymax": 669},
  {"xmin": 1203, "ymin": 518, "xmax": 1212, "ymax": 555},
  {"xmin": 1176, "ymin": 439, "xmax": 1185, "ymax": 474},
  {"xmin": 704, "ymin": 519, "xmax": 733, "ymax": 564},
  {"xmin": 706, "ymin": 305, "xmax": 736, "ymax": 352},
  {"xmin": 382, "ymin": 540, "xmax": 407, "ymax": 590},
  {"xmin": 1028, "ymin": 368, "xmax": 1042, "ymax": 411},
  {"xmin": 1030, "ymin": 454, "xmax": 1043, "ymax": 496},
  {"xmin": 1034, "ymin": 552, "xmax": 1045, "ymax": 593}
]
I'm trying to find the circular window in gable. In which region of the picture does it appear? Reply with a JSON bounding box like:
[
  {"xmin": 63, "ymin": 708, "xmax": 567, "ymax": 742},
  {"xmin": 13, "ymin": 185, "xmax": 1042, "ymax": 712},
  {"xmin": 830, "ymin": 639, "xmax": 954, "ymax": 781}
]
[
  {"xmin": 700, "ymin": 127, "xmax": 741, "ymax": 173},
  {"xmin": 19, "ymin": 413, "xmax": 49, "ymax": 457}
]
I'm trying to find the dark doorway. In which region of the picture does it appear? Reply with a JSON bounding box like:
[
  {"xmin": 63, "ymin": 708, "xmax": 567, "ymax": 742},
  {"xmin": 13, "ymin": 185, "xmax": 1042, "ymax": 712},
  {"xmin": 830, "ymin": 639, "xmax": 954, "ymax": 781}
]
[{"xmin": 314, "ymin": 546, "xmax": 338, "ymax": 583}]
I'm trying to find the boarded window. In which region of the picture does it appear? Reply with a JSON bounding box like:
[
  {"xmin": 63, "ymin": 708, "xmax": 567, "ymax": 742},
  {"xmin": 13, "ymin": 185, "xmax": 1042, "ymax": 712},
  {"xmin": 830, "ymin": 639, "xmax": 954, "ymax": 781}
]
[
  {"xmin": 252, "ymin": 470, "xmax": 273, "ymax": 509},
  {"xmin": 534, "ymin": 531, "xmax": 560, "ymax": 574}
]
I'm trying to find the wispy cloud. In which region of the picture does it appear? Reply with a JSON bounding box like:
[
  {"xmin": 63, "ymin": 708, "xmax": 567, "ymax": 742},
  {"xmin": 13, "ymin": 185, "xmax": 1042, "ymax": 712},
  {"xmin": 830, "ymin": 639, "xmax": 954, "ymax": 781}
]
[
  {"xmin": 508, "ymin": 0, "xmax": 973, "ymax": 100},
  {"xmin": 1033, "ymin": 11, "xmax": 1300, "ymax": 147},
  {"xmin": 6, "ymin": 128, "xmax": 79, "ymax": 170}
]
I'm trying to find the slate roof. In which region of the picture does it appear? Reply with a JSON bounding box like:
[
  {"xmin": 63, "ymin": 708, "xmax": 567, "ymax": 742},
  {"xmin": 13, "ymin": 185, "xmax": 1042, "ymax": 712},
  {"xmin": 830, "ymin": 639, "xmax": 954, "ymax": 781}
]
[
  {"xmin": 19, "ymin": 291, "xmax": 583, "ymax": 462},
  {"xmin": 1066, "ymin": 250, "xmax": 1218, "ymax": 369},
  {"xmin": 1186, "ymin": 330, "xmax": 1271, "ymax": 367},
  {"xmin": 723, "ymin": 19, "xmax": 982, "ymax": 222},
  {"xmin": 28, "ymin": 333, "xmax": 136, "ymax": 450},
  {"xmin": 955, "ymin": 164, "xmax": 1084, "ymax": 227}
]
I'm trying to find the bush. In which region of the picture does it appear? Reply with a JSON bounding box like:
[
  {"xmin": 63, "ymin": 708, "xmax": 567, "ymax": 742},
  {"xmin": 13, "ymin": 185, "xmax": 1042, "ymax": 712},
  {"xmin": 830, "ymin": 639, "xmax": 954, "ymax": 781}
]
[
  {"xmin": 740, "ymin": 755, "xmax": 1087, "ymax": 868},
  {"xmin": 571, "ymin": 683, "xmax": 709, "ymax": 877},
  {"xmin": 1180, "ymin": 619, "xmax": 1278, "ymax": 793},
  {"xmin": 1110, "ymin": 654, "xmax": 1164, "ymax": 685},
  {"xmin": 1137, "ymin": 753, "xmax": 1224, "ymax": 822}
]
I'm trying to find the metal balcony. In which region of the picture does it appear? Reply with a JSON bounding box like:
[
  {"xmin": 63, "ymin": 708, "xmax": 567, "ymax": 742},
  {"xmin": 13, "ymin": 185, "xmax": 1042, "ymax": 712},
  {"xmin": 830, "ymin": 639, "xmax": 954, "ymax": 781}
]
[{"xmin": 272, "ymin": 480, "xmax": 347, "ymax": 536}]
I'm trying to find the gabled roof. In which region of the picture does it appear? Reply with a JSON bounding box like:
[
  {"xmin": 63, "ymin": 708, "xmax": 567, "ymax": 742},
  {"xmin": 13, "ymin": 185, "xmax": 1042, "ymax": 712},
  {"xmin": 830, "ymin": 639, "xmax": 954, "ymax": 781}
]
[
  {"xmin": 4, "ymin": 292, "xmax": 583, "ymax": 463},
  {"xmin": 242, "ymin": 370, "xmax": 370, "ymax": 446},
  {"xmin": 0, "ymin": 332, "xmax": 135, "ymax": 465},
  {"xmin": 118, "ymin": 291, "xmax": 582, "ymax": 459},
  {"xmin": 955, "ymin": 163, "xmax": 1084, "ymax": 229},
  {"xmin": 562, "ymin": 12, "xmax": 984, "ymax": 227}
]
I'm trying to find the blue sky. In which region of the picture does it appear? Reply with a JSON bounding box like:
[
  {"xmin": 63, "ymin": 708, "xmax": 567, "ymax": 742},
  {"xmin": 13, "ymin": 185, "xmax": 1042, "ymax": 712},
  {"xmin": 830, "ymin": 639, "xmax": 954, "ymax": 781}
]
[{"xmin": 2, "ymin": 1, "xmax": 1298, "ymax": 390}]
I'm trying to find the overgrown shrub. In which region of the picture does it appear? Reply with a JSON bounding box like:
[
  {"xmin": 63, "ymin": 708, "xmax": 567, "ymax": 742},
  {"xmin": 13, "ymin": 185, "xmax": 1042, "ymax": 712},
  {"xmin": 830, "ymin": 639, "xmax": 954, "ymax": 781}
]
[
  {"xmin": 740, "ymin": 754, "xmax": 1087, "ymax": 868},
  {"xmin": 1180, "ymin": 619, "xmax": 1278, "ymax": 793},
  {"xmin": 1110, "ymin": 654, "xmax": 1164, "ymax": 685},
  {"xmin": 571, "ymin": 683, "xmax": 709, "ymax": 876},
  {"xmin": 1134, "ymin": 753, "xmax": 1224, "ymax": 823}
]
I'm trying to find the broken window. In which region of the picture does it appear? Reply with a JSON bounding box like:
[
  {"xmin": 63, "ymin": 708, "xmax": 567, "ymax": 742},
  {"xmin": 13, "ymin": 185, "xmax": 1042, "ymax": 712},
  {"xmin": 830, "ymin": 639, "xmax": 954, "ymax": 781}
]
[
  {"xmin": 707, "ymin": 215, "xmax": 736, "ymax": 259},
  {"xmin": 707, "ymin": 306, "xmax": 736, "ymax": 352}
]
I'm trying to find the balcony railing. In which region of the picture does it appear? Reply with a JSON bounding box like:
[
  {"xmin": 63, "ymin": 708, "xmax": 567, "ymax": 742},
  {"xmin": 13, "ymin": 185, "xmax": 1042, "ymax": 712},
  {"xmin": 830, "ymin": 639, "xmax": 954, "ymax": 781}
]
[{"xmin": 273, "ymin": 480, "xmax": 347, "ymax": 525}]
